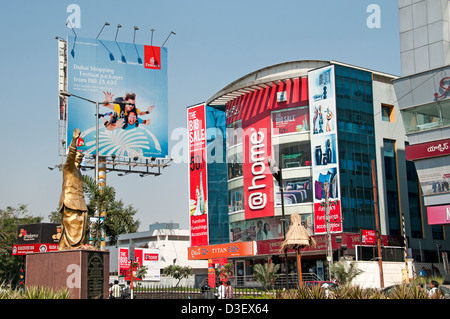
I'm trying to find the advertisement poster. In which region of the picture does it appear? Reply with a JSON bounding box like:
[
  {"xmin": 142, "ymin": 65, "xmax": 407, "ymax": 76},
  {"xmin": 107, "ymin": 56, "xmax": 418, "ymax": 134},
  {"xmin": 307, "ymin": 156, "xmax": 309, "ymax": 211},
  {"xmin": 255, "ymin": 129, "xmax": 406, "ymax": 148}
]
[
  {"xmin": 271, "ymin": 107, "xmax": 309, "ymax": 135},
  {"xmin": 66, "ymin": 36, "xmax": 168, "ymax": 159},
  {"xmin": 12, "ymin": 223, "xmax": 60, "ymax": 255},
  {"xmin": 118, "ymin": 248, "xmax": 160, "ymax": 281},
  {"xmin": 411, "ymin": 156, "xmax": 450, "ymax": 196},
  {"xmin": 243, "ymin": 117, "xmax": 274, "ymax": 220},
  {"xmin": 188, "ymin": 104, "xmax": 209, "ymax": 246},
  {"xmin": 361, "ymin": 229, "xmax": 377, "ymax": 245},
  {"xmin": 427, "ymin": 205, "xmax": 450, "ymax": 225},
  {"xmin": 308, "ymin": 65, "xmax": 342, "ymax": 234},
  {"xmin": 229, "ymin": 217, "xmax": 283, "ymax": 242}
]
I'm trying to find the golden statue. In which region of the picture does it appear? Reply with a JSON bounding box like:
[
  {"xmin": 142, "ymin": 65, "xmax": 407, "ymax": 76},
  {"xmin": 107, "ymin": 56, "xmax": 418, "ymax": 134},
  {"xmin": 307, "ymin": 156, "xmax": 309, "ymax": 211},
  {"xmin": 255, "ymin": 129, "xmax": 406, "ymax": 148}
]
[{"xmin": 58, "ymin": 128, "xmax": 88, "ymax": 250}]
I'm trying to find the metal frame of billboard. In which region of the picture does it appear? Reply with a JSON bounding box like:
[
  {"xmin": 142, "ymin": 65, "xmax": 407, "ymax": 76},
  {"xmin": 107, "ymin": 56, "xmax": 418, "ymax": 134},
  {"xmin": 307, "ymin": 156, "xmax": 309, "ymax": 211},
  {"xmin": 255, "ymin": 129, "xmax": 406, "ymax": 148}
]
[{"xmin": 56, "ymin": 37, "xmax": 171, "ymax": 177}]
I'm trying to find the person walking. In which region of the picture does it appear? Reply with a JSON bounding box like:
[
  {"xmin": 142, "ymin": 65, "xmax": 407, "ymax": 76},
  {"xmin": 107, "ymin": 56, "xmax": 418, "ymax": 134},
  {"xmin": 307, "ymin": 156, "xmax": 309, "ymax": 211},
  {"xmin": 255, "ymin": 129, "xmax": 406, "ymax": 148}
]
[
  {"xmin": 225, "ymin": 281, "xmax": 233, "ymax": 299},
  {"xmin": 217, "ymin": 281, "xmax": 226, "ymax": 299},
  {"xmin": 111, "ymin": 280, "xmax": 122, "ymax": 299}
]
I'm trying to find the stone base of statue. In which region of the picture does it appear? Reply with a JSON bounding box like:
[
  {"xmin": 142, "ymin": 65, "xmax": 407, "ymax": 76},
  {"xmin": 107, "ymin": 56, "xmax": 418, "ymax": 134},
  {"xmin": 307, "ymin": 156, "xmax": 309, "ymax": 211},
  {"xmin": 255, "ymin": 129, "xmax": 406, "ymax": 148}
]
[{"xmin": 25, "ymin": 249, "xmax": 109, "ymax": 299}]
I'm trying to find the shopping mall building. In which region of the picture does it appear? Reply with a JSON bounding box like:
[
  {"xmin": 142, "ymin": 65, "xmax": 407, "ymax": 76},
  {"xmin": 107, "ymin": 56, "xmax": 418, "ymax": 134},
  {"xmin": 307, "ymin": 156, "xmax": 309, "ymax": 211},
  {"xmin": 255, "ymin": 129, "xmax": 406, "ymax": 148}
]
[{"xmin": 187, "ymin": 59, "xmax": 450, "ymax": 284}]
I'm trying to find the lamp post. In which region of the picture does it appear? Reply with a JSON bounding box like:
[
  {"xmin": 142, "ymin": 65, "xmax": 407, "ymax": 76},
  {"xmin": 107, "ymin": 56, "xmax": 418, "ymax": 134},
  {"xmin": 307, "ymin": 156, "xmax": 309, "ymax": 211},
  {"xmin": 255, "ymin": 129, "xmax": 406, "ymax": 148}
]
[
  {"xmin": 59, "ymin": 90, "xmax": 101, "ymax": 184},
  {"xmin": 269, "ymin": 155, "xmax": 290, "ymax": 288}
]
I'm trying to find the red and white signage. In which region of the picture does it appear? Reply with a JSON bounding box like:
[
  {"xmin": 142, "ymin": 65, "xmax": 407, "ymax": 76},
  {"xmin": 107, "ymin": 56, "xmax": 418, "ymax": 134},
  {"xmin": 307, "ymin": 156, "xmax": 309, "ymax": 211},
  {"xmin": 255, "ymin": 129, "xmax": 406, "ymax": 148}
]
[
  {"xmin": 12, "ymin": 243, "xmax": 59, "ymax": 255},
  {"xmin": 118, "ymin": 248, "xmax": 160, "ymax": 281},
  {"xmin": 405, "ymin": 138, "xmax": 450, "ymax": 161},
  {"xmin": 272, "ymin": 107, "xmax": 309, "ymax": 135},
  {"xmin": 314, "ymin": 202, "xmax": 342, "ymax": 234},
  {"xmin": 361, "ymin": 229, "xmax": 377, "ymax": 245},
  {"xmin": 243, "ymin": 117, "xmax": 274, "ymax": 219},
  {"xmin": 187, "ymin": 104, "xmax": 209, "ymax": 246},
  {"xmin": 144, "ymin": 45, "xmax": 161, "ymax": 69}
]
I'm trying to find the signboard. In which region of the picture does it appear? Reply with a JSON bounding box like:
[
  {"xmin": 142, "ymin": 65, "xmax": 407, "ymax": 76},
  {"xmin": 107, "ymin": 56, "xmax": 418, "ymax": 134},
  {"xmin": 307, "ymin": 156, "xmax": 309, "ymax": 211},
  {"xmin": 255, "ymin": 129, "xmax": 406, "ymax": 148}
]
[
  {"xmin": 413, "ymin": 156, "xmax": 450, "ymax": 196},
  {"xmin": 188, "ymin": 242, "xmax": 255, "ymax": 260},
  {"xmin": 427, "ymin": 205, "xmax": 450, "ymax": 225},
  {"xmin": 405, "ymin": 139, "xmax": 450, "ymax": 161},
  {"xmin": 66, "ymin": 36, "xmax": 168, "ymax": 159},
  {"xmin": 187, "ymin": 103, "xmax": 209, "ymax": 246},
  {"xmin": 12, "ymin": 223, "xmax": 60, "ymax": 255},
  {"xmin": 229, "ymin": 217, "xmax": 283, "ymax": 243},
  {"xmin": 308, "ymin": 65, "xmax": 342, "ymax": 234},
  {"xmin": 271, "ymin": 107, "xmax": 309, "ymax": 135},
  {"xmin": 118, "ymin": 247, "xmax": 160, "ymax": 281},
  {"xmin": 361, "ymin": 229, "xmax": 377, "ymax": 245},
  {"xmin": 243, "ymin": 117, "xmax": 274, "ymax": 219}
]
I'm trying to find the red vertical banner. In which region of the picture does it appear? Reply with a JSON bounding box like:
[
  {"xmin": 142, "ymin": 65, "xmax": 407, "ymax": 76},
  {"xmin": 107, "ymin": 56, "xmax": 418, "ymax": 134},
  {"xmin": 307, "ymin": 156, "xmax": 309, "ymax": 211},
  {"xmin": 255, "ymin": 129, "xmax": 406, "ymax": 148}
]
[
  {"xmin": 243, "ymin": 117, "xmax": 274, "ymax": 219},
  {"xmin": 188, "ymin": 104, "xmax": 208, "ymax": 246}
]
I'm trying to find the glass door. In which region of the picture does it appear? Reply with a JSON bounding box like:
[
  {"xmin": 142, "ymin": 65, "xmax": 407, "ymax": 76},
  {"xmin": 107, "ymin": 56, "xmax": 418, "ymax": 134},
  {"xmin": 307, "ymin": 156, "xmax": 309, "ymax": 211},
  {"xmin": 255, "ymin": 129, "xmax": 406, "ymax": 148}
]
[{"xmin": 235, "ymin": 260, "xmax": 245, "ymax": 286}]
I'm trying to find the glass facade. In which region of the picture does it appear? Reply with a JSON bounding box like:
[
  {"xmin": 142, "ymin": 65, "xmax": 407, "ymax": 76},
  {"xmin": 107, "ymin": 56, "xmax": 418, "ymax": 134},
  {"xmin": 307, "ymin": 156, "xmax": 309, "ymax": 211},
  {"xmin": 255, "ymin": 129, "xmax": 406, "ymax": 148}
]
[
  {"xmin": 334, "ymin": 65, "xmax": 377, "ymax": 233},
  {"xmin": 405, "ymin": 142, "xmax": 423, "ymax": 239},
  {"xmin": 401, "ymin": 99, "xmax": 450, "ymax": 133},
  {"xmin": 383, "ymin": 139, "xmax": 401, "ymax": 236},
  {"xmin": 205, "ymin": 105, "xmax": 229, "ymax": 244}
]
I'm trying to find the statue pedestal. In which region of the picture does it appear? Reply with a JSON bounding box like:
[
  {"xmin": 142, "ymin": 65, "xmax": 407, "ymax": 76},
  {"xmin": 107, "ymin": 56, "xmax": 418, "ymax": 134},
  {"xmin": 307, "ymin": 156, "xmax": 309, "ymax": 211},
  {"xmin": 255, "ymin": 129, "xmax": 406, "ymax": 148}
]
[{"xmin": 25, "ymin": 249, "xmax": 109, "ymax": 299}]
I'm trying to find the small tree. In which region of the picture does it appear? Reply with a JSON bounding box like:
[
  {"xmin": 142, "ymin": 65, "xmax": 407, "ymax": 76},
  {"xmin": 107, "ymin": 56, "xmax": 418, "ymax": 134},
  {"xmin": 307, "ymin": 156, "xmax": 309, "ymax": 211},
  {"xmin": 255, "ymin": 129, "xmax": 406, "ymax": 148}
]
[
  {"xmin": 163, "ymin": 265, "xmax": 193, "ymax": 287},
  {"xmin": 254, "ymin": 263, "xmax": 280, "ymax": 291},
  {"xmin": 216, "ymin": 263, "xmax": 233, "ymax": 283},
  {"xmin": 0, "ymin": 205, "xmax": 42, "ymax": 287},
  {"xmin": 134, "ymin": 262, "xmax": 148, "ymax": 280},
  {"xmin": 330, "ymin": 261, "xmax": 363, "ymax": 285}
]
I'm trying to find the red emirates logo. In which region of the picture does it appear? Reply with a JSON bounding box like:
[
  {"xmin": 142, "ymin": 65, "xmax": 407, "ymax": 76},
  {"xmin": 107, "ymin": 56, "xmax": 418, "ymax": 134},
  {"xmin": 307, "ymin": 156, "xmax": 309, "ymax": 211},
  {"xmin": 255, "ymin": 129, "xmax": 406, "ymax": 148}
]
[{"xmin": 144, "ymin": 45, "xmax": 161, "ymax": 69}]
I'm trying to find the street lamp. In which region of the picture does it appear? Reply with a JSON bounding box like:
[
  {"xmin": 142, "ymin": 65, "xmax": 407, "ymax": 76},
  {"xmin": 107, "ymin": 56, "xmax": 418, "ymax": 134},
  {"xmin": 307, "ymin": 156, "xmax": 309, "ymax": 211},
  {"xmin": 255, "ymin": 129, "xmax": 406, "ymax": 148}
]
[
  {"xmin": 268, "ymin": 156, "xmax": 290, "ymax": 288},
  {"xmin": 59, "ymin": 90, "xmax": 101, "ymax": 184}
]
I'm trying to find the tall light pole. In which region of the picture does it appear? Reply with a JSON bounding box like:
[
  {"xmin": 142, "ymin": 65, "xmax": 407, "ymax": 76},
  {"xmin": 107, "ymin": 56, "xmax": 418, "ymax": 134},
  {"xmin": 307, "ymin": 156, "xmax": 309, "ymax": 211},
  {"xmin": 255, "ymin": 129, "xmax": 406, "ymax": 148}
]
[
  {"xmin": 59, "ymin": 90, "xmax": 101, "ymax": 185},
  {"xmin": 269, "ymin": 155, "xmax": 289, "ymax": 288}
]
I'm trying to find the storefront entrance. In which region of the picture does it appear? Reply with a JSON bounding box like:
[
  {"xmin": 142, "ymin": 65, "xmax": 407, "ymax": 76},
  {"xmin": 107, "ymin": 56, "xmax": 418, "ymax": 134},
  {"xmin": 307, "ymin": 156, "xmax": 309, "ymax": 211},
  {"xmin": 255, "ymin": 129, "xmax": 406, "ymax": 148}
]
[{"xmin": 235, "ymin": 260, "xmax": 245, "ymax": 285}]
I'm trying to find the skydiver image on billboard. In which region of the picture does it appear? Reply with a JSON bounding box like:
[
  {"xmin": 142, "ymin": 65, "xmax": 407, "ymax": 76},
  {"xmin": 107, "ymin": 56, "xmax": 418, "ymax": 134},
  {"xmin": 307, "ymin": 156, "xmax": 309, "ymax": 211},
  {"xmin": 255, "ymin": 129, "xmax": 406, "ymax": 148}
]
[{"xmin": 99, "ymin": 91, "xmax": 154, "ymax": 130}]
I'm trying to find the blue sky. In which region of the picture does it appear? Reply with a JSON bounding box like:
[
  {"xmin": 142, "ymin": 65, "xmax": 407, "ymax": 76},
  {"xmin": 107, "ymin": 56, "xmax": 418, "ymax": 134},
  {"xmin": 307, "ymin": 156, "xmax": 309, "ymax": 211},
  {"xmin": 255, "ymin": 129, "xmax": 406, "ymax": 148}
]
[{"xmin": 0, "ymin": 0, "xmax": 401, "ymax": 230}]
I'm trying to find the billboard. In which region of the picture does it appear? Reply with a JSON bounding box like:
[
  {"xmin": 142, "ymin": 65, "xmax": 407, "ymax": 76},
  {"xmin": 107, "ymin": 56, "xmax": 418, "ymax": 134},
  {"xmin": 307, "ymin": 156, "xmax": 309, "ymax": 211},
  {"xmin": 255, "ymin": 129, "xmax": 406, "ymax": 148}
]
[
  {"xmin": 243, "ymin": 117, "xmax": 274, "ymax": 220},
  {"xmin": 308, "ymin": 65, "xmax": 342, "ymax": 234},
  {"xmin": 188, "ymin": 242, "xmax": 255, "ymax": 260},
  {"xmin": 66, "ymin": 36, "xmax": 168, "ymax": 159},
  {"xmin": 427, "ymin": 205, "xmax": 450, "ymax": 225},
  {"xmin": 188, "ymin": 103, "xmax": 209, "ymax": 246},
  {"xmin": 118, "ymin": 247, "xmax": 160, "ymax": 281},
  {"xmin": 12, "ymin": 223, "xmax": 60, "ymax": 255}
]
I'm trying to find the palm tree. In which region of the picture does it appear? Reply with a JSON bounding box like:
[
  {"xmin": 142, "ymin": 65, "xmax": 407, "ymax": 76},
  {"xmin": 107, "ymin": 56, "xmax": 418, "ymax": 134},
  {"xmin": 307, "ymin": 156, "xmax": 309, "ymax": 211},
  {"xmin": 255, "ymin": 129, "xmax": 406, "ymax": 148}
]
[
  {"xmin": 83, "ymin": 175, "xmax": 116, "ymax": 248},
  {"xmin": 254, "ymin": 263, "xmax": 281, "ymax": 291}
]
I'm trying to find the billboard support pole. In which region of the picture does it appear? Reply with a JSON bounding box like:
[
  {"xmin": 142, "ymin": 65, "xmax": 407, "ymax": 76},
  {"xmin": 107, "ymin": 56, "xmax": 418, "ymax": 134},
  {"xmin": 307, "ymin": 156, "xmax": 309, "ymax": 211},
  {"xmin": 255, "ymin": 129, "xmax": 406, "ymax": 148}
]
[{"xmin": 95, "ymin": 101, "xmax": 99, "ymax": 185}]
